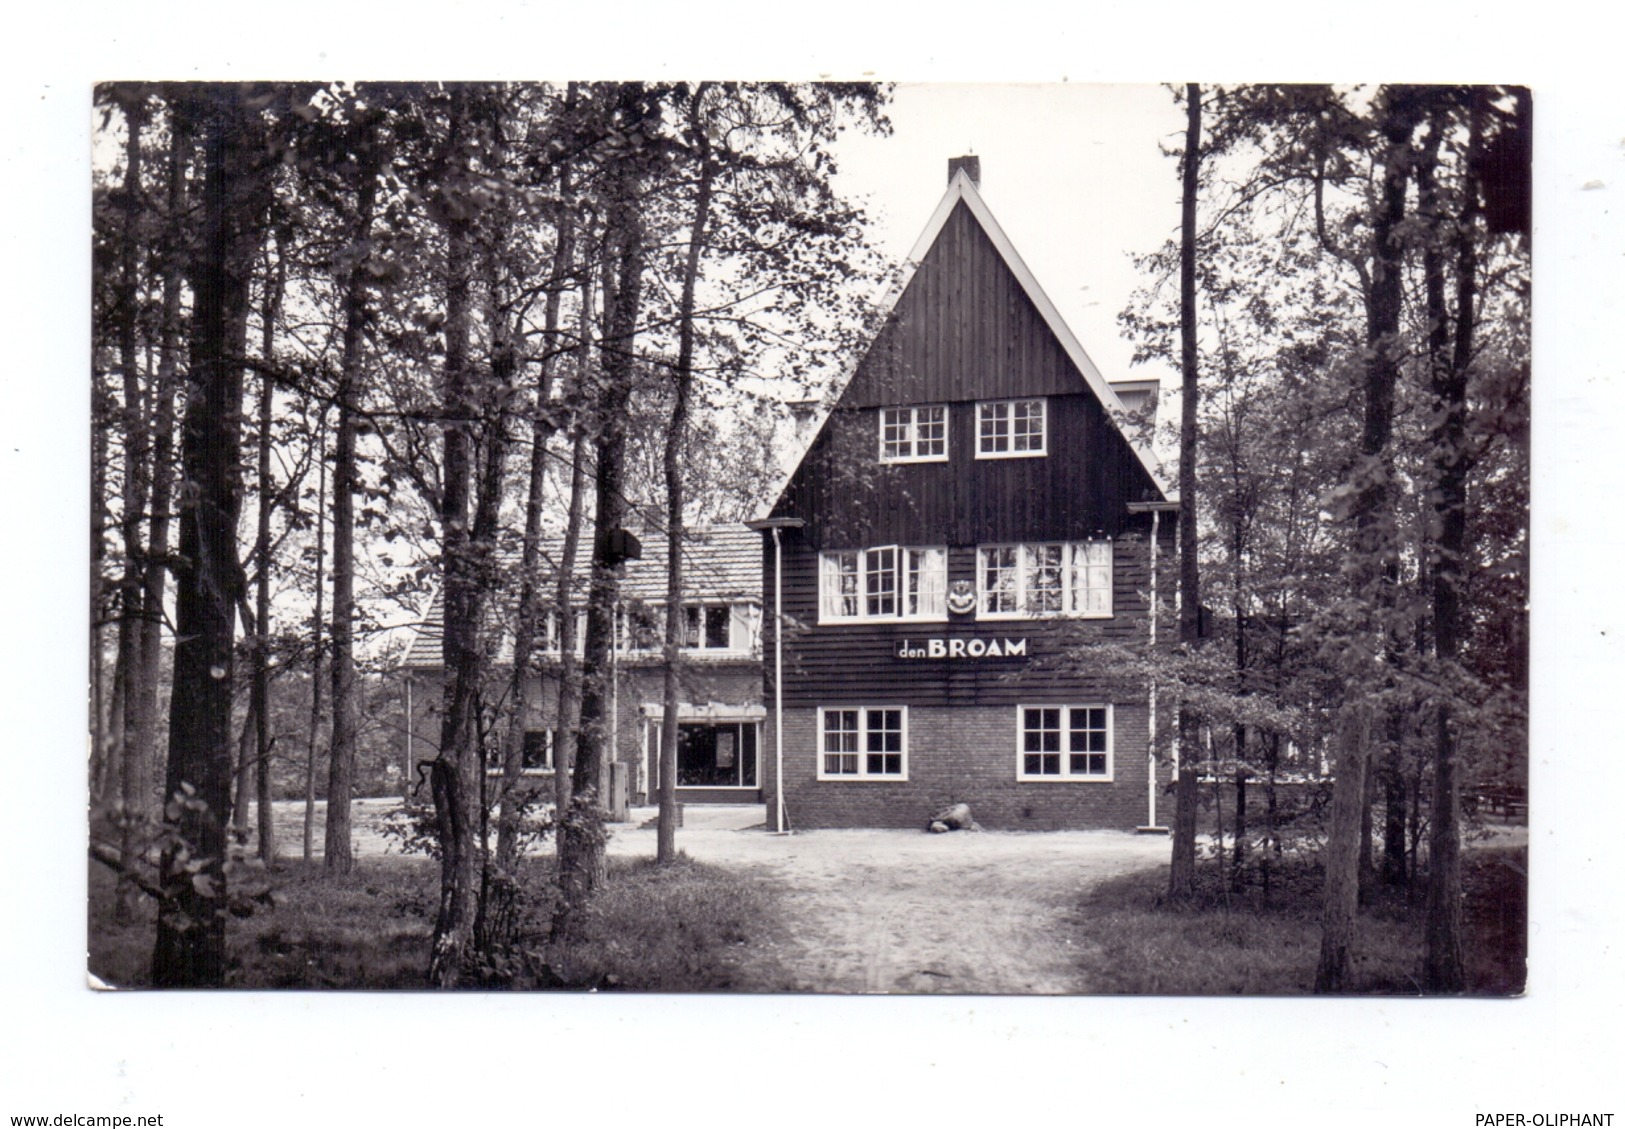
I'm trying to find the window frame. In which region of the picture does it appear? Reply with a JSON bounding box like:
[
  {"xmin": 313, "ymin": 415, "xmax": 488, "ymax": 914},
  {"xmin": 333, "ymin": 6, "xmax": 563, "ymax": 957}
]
[
  {"xmin": 975, "ymin": 540, "xmax": 1113, "ymax": 620},
  {"xmin": 817, "ymin": 705, "xmax": 910, "ymax": 781},
  {"xmin": 878, "ymin": 404, "xmax": 949, "ymax": 464},
  {"xmin": 975, "ymin": 397, "xmax": 1047, "ymax": 459},
  {"xmin": 819, "ymin": 546, "xmax": 948, "ymax": 623},
  {"xmin": 1015, "ymin": 704, "xmax": 1113, "ymax": 782}
]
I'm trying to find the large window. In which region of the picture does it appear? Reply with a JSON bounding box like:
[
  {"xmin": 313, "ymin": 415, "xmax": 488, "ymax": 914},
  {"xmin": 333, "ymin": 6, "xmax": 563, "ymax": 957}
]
[
  {"xmin": 819, "ymin": 547, "xmax": 947, "ymax": 622},
  {"xmin": 818, "ymin": 707, "xmax": 908, "ymax": 779},
  {"xmin": 1017, "ymin": 705, "xmax": 1111, "ymax": 780},
  {"xmin": 976, "ymin": 541, "xmax": 1112, "ymax": 618},
  {"xmin": 650, "ymin": 721, "xmax": 759, "ymax": 789},
  {"xmin": 879, "ymin": 405, "xmax": 948, "ymax": 463},
  {"xmin": 976, "ymin": 398, "xmax": 1046, "ymax": 458}
]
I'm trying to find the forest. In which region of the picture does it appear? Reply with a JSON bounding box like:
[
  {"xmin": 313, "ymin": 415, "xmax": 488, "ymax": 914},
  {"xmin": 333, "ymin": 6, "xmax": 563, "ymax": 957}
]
[{"xmin": 87, "ymin": 82, "xmax": 1528, "ymax": 993}]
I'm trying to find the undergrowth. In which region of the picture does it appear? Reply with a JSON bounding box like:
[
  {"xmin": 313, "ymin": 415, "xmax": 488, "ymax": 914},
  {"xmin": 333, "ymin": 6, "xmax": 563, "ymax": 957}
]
[
  {"xmin": 89, "ymin": 851, "xmax": 793, "ymax": 992},
  {"xmin": 1069, "ymin": 845, "xmax": 1527, "ymax": 995}
]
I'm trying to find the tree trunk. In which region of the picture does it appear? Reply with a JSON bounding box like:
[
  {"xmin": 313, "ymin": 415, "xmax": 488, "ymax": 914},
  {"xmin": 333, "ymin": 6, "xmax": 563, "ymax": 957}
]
[
  {"xmin": 1263, "ymin": 733, "xmax": 1279, "ymax": 906},
  {"xmin": 1315, "ymin": 91, "xmax": 1418, "ymax": 992},
  {"xmin": 659, "ymin": 96, "xmax": 716, "ymax": 865},
  {"xmin": 233, "ymin": 697, "xmax": 256, "ymax": 834},
  {"xmin": 152, "ymin": 91, "xmax": 270, "ymax": 987},
  {"xmin": 497, "ymin": 168, "xmax": 573, "ymax": 870},
  {"xmin": 551, "ymin": 273, "xmax": 594, "ymax": 934},
  {"xmin": 1423, "ymin": 89, "xmax": 1485, "ymax": 994},
  {"xmin": 112, "ymin": 90, "xmax": 150, "ymax": 920},
  {"xmin": 324, "ymin": 148, "xmax": 377, "ymax": 875},
  {"xmin": 551, "ymin": 424, "xmax": 592, "ymax": 931},
  {"xmin": 1315, "ymin": 706, "xmax": 1372, "ymax": 993},
  {"xmin": 1231, "ymin": 727, "xmax": 1247, "ymax": 891},
  {"xmin": 133, "ymin": 107, "xmax": 189, "ymax": 853},
  {"xmin": 304, "ymin": 412, "xmax": 328, "ymax": 863},
  {"xmin": 253, "ymin": 243, "xmax": 285, "ymax": 862},
  {"xmin": 1380, "ymin": 713, "xmax": 1407, "ymax": 888},
  {"xmin": 430, "ymin": 88, "xmax": 484, "ymax": 986},
  {"xmin": 1167, "ymin": 82, "xmax": 1203, "ymax": 901},
  {"xmin": 568, "ymin": 153, "xmax": 647, "ymax": 897},
  {"xmin": 90, "ymin": 386, "xmax": 110, "ymax": 805}
]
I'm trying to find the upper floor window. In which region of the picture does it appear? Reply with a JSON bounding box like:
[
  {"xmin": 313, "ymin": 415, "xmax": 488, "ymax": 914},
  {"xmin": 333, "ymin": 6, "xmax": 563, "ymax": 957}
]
[
  {"xmin": 819, "ymin": 546, "xmax": 948, "ymax": 622},
  {"xmin": 681, "ymin": 604, "xmax": 733, "ymax": 650},
  {"xmin": 976, "ymin": 398, "xmax": 1046, "ymax": 458},
  {"xmin": 977, "ymin": 540, "xmax": 1112, "ymax": 619},
  {"xmin": 879, "ymin": 405, "xmax": 948, "ymax": 463},
  {"xmin": 547, "ymin": 602, "xmax": 746, "ymax": 654}
]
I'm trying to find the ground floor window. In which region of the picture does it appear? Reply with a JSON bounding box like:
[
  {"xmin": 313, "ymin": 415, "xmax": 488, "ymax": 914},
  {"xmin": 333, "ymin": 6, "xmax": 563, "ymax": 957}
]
[
  {"xmin": 818, "ymin": 706, "xmax": 907, "ymax": 780},
  {"xmin": 486, "ymin": 729, "xmax": 555, "ymax": 774},
  {"xmin": 650, "ymin": 721, "xmax": 759, "ymax": 789},
  {"xmin": 1017, "ymin": 705, "xmax": 1111, "ymax": 780}
]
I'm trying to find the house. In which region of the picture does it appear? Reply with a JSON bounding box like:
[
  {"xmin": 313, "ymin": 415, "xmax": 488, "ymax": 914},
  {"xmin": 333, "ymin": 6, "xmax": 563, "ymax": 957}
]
[
  {"xmin": 401, "ymin": 524, "xmax": 766, "ymax": 806},
  {"xmin": 752, "ymin": 158, "xmax": 1178, "ymax": 831}
]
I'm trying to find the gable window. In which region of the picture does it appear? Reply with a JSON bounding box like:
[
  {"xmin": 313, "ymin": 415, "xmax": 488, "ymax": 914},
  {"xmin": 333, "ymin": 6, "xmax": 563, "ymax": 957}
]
[
  {"xmin": 818, "ymin": 706, "xmax": 908, "ymax": 779},
  {"xmin": 976, "ymin": 540, "xmax": 1112, "ymax": 619},
  {"xmin": 1018, "ymin": 705, "xmax": 1112, "ymax": 780},
  {"xmin": 820, "ymin": 547, "xmax": 947, "ymax": 622},
  {"xmin": 976, "ymin": 398, "xmax": 1046, "ymax": 458},
  {"xmin": 879, "ymin": 405, "xmax": 948, "ymax": 463}
]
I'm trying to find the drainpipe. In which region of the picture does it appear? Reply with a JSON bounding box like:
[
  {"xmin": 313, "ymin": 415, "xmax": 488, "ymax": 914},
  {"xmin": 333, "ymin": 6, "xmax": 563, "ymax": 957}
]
[{"xmin": 747, "ymin": 516, "xmax": 804, "ymax": 834}]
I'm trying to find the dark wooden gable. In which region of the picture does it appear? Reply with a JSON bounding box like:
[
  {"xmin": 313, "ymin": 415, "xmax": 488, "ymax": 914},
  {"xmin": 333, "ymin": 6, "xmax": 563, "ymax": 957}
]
[
  {"xmin": 769, "ymin": 187, "xmax": 1165, "ymax": 548},
  {"xmin": 842, "ymin": 199, "xmax": 1090, "ymax": 408}
]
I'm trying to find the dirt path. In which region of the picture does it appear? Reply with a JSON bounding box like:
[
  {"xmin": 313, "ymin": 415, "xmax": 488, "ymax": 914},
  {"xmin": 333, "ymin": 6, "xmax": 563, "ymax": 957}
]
[
  {"xmin": 262, "ymin": 800, "xmax": 1170, "ymax": 993},
  {"xmin": 607, "ymin": 814, "xmax": 1171, "ymax": 994}
]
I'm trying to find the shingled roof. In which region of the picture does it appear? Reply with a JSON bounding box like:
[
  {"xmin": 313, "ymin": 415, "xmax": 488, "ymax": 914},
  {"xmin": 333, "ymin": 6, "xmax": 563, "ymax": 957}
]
[{"xmin": 400, "ymin": 523, "xmax": 763, "ymax": 671}]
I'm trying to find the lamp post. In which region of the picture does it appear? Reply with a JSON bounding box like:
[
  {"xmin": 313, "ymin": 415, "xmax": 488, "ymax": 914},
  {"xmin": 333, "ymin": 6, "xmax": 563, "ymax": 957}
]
[{"xmin": 747, "ymin": 516, "xmax": 804, "ymax": 834}]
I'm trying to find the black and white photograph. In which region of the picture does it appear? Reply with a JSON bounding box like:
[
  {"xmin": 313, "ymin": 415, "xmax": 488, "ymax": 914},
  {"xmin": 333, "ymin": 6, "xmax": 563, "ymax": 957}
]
[
  {"xmin": 6, "ymin": 10, "xmax": 1620, "ymax": 1121},
  {"xmin": 84, "ymin": 80, "xmax": 1529, "ymax": 996}
]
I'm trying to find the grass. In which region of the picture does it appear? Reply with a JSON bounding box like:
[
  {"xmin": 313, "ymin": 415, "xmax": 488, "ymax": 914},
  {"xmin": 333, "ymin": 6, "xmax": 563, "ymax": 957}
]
[
  {"xmin": 88, "ymin": 850, "xmax": 793, "ymax": 992},
  {"xmin": 540, "ymin": 856, "xmax": 796, "ymax": 992},
  {"xmin": 1067, "ymin": 845, "xmax": 1528, "ymax": 995}
]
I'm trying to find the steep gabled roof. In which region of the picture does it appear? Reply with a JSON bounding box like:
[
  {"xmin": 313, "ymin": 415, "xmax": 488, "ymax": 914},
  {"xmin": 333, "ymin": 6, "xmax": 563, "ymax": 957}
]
[
  {"xmin": 757, "ymin": 168, "xmax": 1171, "ymax": 518},
  {"xmin": 400, "ymin": 523, "xmax": 763, "ymax": 671}
]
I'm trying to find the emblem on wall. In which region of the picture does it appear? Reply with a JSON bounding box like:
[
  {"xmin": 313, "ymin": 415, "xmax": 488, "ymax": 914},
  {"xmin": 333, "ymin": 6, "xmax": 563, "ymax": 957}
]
[{"xmin": 946, "ymin": 580, "xmax": 977, "ymax": 615}]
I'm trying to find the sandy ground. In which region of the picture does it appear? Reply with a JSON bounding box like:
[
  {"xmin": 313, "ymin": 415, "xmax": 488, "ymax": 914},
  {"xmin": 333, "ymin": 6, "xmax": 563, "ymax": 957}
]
[
  {"xmin": 609, "ymin": 806, "xmax": 1171, "ymax": 994},
  {"xmin": 262, "ymin": 799, "xmax": 1170, "ymax": 993}
]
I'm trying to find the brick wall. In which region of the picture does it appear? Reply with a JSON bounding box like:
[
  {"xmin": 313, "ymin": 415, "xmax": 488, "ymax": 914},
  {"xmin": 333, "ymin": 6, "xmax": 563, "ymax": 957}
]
[{"xmin": 764, "ymin": 702, "xmax": 1172, "ymax": 831}]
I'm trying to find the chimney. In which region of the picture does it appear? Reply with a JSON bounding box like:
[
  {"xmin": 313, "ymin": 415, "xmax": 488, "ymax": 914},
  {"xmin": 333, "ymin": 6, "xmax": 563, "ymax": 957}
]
[{"xmin": 948, "ymin": 154, "xmax": 980, "ymax": 187}]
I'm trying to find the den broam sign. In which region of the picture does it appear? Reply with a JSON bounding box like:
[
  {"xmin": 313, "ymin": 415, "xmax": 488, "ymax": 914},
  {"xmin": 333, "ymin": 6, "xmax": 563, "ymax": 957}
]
[{"xmin": 895, "ymin": 638, "xmax": 1030, "ymax": 660}]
